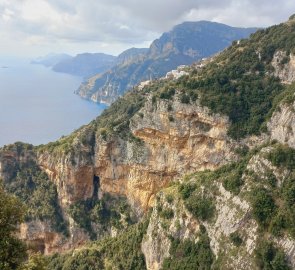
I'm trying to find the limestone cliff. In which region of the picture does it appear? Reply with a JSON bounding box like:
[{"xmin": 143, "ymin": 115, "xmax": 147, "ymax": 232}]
[
  {"xmin": 38, "ymin": 93, "xmax": 237, "ymax": 214},
  {"xmin": 142, "ymin": 145, "xmax": 295, "ymax": 270}
]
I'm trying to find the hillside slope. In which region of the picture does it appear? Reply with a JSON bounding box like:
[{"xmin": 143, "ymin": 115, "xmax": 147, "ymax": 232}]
[
  {"xmin": 76, "ymin": 21, "xmax": 257, "ymax": 104},
  {"xmin": 1, "ymin": 16, "xmax": 295, "ymax": 269}
]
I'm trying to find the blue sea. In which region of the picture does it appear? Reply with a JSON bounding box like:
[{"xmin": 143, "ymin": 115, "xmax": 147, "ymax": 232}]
[{"xmin": 0, "ymin": 58, "xmax": 106, "ymax": 146}]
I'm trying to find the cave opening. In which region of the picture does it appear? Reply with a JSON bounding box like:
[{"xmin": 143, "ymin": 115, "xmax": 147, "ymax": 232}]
[{"xmin": 92, "ymin": 175, "xmax": 100, "ymax": 198}]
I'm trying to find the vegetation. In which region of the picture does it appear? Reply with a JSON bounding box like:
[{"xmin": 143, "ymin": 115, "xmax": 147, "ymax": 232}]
[
  {"xmin": 255, "ymin": 241, "xmax": 290, "ymax": 270},
  {"xmin": 68, "ymin": 193, "xmax": 134, "ymax": 239},
  {"xmin": 249, "ymin": 144, "xmax": 295, "ymax": 238},
  {"xmin": 251, "ymin": 187, "xmax": 276, "ymax": 227},
  {"xmin": 162, "ymin": 226, "xmax": 214, "ymax": 270},
  {"xmin": 46, "ymin": 220, "xmax": 149, "ymax": 270},
  {"xmin": 229, "ymin": 231, "xmax": 243, "ymax": 247},
  {"xmin": 267, "ymin": 144, "xmax": 295, "ymax": 170},
  {"xmin": 179, "ymin": 175, "xmax": 215, "ymax": 222},
  {"xmin": 0, "ymin": 183, "xmax": 27, "ymax": 270},
  {"xmin": 176, "ymin": 20, "xmax": 295, "ymax": 138},
  {"xmin": 20, "ymin": 253, "xmax": 48, "ymax": 270},
  {"xmin": 2, "ymin": 147, "xmax": 68, "ymax": 235}
]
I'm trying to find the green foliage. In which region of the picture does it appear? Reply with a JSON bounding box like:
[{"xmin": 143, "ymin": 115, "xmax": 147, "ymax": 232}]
[
  {"xmin": 159, "ymin": 208, "xmax": 174, "ymax": 220},
  {"xmin": 178, "ymin": 183, "xmax": 197, "ymax": 199},
  {"xmin": 47, "ymin": 220, "xmax": 149, "ymax": 270},
  {"xmin": 68, "ymin": 194, "xmax": 134, "ymax": 240},
  {"xmin": 161, "ymin": 228, "xmax": 214, "ymax": 270},
  {"xmin": 180, "ymin": 93, "xmax": 190, "ymax": 104},
  {"xmin": 222, "ymin": 173, "xmax": 244, "ymax": 195},
  {"xmin": 229, "ymin": 231, "xmax": 243, "ymax": 247},
  {"xmin": 217, "ymin": 158, "xmax": 248, "ymax": 194},
  {"xmin": 179, "ymin": 21, "xmax": 295, "ymax": 138},
  {"xmin": 250, "ymin": 187, "xmax": 276, "ymax": 227},
  {"xmin": 20, "ymin": 253, "xmax": 48, "ymax": 270},
  {"xmin": 267, "ymin": 144, "xmax": 295, "ymax": 170},
  {"xmin": 160, "ymin": 88, "xmax": 175, "ymax": 100},
  {"xmin": 4, "ymin": 160, "xmax": 68, "ymax": 236},
  {"xmin": 255, "ymin": 241, "xmax": 290, "ymax": 270},
  {"xmin": 186, "ymin": 196, "xmax": 215, "ymax": 221},
  {"xmin": 0, "ymin": 184, "xmax": 27, "ymax": 270},
  {"xmin": 179, "ymin": 181, "xmax": 215, "ymax": 221}
]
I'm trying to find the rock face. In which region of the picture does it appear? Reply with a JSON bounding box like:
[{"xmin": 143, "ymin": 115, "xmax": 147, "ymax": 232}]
[
  {"xmin": 268, "ymin": 100, "xmax": 295, "ymax": 148},
  {"xmin": 272, "ymin": 51, "xmax": 295, "ymax": 84},
  {"xmin": 0, "ymin": 92, "xmax": 238, "ymax": 253},
  {"xmin": 142, "ymin": 146, "xmax": 295, "ymax": 270},
  {"xmin": 39, "ymin": 94, "xmax": 236, "ymax": 213},
  {"xmin": 142, "ymin": 189, "xmax": 200, "ymax": 270}
]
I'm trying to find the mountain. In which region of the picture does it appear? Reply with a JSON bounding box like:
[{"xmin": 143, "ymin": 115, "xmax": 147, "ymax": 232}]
[
  {"xmin": 76, "ymin": 21, "xmax": 258, "ymax": 104},
  {"xmin": 115, "ymin": 47, "xmax": 149, "ymax": 66},
  {"xmin": 1, "ymin": 16, "xmax": 295, "ymax": 269},
  {"xmin": 31, "ymin": 53, "xmax": 72, "ymax": 67},
  {"xmin": 52, "ymin": 53, "xmax": 116, "ymax": 78}
]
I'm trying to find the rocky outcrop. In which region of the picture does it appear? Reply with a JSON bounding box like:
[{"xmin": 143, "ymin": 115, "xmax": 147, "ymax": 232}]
[
  {"xmin": 38, "ymin": 95, "xmax": 236, "ymax": 215},
  {"xmin": 142, "ymin": 189, "xmax": 200, "ymax": 270},
  {"xmin": 268, "ymin": 100, "xmax": 295, "ymax": 149},
  {"xmin": 272, "ymin": 51, "xmax": 295, "ymax": 84},
  {"xmin": 142, "ymin": 146, "xmax": 295, "ymax": 270}
]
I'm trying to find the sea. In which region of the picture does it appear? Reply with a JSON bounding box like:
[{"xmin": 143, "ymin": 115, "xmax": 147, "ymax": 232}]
[{"xmin": 0, "ymin": 58, "xmax": 106, "ymax": 147}]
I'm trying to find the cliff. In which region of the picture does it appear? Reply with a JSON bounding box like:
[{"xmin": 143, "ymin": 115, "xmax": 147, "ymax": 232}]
[{"xmin": 1, "ymin": 16, "xmax": 295, "ymax": 269}]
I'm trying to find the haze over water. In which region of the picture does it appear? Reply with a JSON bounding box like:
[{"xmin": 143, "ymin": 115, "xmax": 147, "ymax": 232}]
[{"xmin": 0, "ymin": 58, "xmax": 106, "ymax": 146}]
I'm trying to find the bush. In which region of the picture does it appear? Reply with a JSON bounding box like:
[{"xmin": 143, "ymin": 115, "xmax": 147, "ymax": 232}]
[
  {"xmin": 251, "ymin": 188, "xmax": 276, "ymax": 227},
  {"xmin": 162, "ymin": 229, "xmax": 214, "ymax": 270},
  {"xmin": 255, "ymin": 241, "xmax": 290, "ymax": 270},
  {"xmin": 160, "ymin": 88, "xmax": 175, "ymax": 100},
  {"xmin": 185, "ymin": 196, "xmax": 215, "ymax": 221},
  {"xmin": 180, "ymin": 94, "xmax": 190, "ymax": 104},
  {"xmin": 159, "ymin": 208, "xmax": 174, "ymax": 220},
  {"xmin": 223, "ymin": 174, "xmax": 244, "ymax": 195},
  {"xmin": 229, "ymin": 232, "xmax": 243, "ymax": 247},
  {"xmin": 3, "ymin": 157, "xmax": 68, "ymax": 236},
  {"xmin": 267, "ymin": 144, "xmax": 295, "ymax": 170}
]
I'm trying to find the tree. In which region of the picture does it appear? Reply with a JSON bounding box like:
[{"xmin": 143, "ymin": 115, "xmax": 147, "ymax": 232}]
[
  {"xmin": 0, "ymin": 183, "xmax": 27, "ymax": 270},
  {"xmin": 20, "ymin": 253, "xmax": 47, "ymax": 270}
]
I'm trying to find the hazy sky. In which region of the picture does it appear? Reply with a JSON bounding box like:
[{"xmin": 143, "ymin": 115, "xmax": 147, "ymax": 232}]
[{"xmin": 0, "ymin": 0, "xmax": 294, "ymax": 58}]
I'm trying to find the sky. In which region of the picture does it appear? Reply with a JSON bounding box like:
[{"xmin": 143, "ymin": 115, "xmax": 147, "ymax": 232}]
[{"xmin": 0, "ymin": 0, "xmax": 295, "ymax": 58}]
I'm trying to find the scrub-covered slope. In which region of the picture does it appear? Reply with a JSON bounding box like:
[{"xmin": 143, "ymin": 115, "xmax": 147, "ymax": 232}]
[{"xmin": 1, "ymin": 15, "xmax": 295, "ymax": 269}]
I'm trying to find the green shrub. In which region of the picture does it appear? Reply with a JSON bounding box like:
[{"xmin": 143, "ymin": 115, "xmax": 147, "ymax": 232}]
[
  {"xmin": 223, "ymin": 174, "xmax": 244, "ymax": 195},
  {"xmin": 255, "ymin": 241, "xmax": 290, "ymax": 270},
  {"xmin": 267, "ymin": 144, "xmax": 295, "ymax": 170},
  {"xmin": 178, "ymin": 183, "xmax": 196, "ymax": 199},
  {"xmin": 3, "ymin": 157, "xmax": 68, "ymax": 236},
  {"xmin": 160, "ymin": 88, "xmax": 175, "ymax": 100},
  {"xmin": 180, "ymin": 94, "xmax": 190, "ymax": 104},
  {"xmin": 229, "ymin": 232, "xmax": 243, "ymax": 247},
  {"xmin": 162, "ymin": 229, "xmax": 214, "ymax": 270},
  {"xmin": 159, "ymin": 208, "xmax": 174, "ymax": 220},
  {"xmin": 251, "ymin": 188, "xmax": 276, "ymax": 227},
  {"xmin": 185, "ymin": 196, "xmax": 215, "ymax": 221}
]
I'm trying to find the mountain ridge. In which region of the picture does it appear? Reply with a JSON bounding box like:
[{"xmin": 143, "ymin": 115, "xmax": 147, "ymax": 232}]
[{"xmin": 76, "ymin": 20, "xmax": 258, "ymax": 104}]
